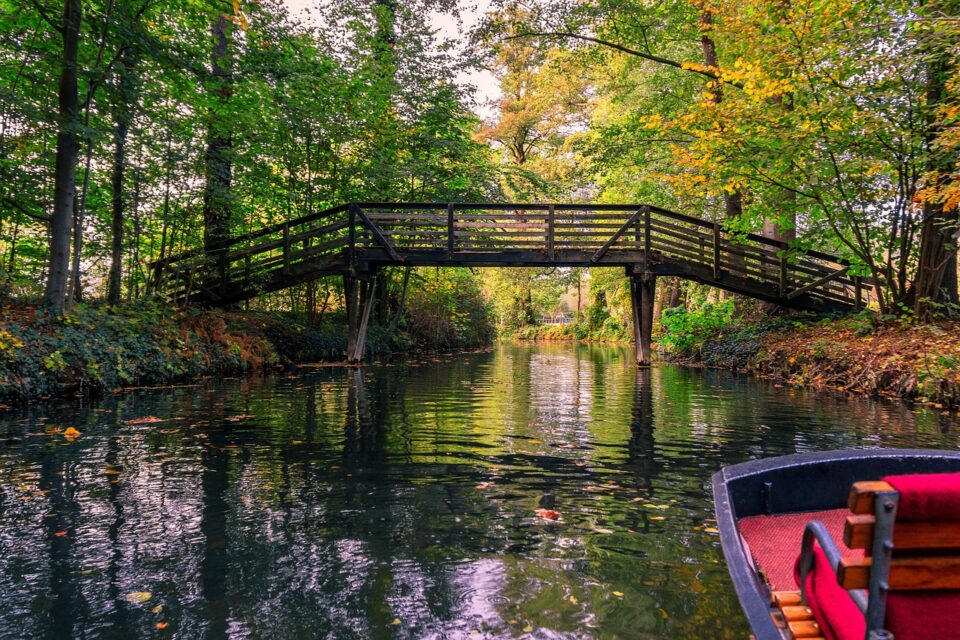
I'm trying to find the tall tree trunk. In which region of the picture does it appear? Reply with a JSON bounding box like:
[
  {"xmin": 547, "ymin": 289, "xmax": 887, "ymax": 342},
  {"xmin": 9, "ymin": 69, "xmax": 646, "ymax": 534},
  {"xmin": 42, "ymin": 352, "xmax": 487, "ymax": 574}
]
[
  {"xmin": 913, "ymin": 22, "xmax": 957, "ymax": 320},
  {"xmin": 108, "ymin": 52, "xmax": 135, "ymax": 304},
  {"xmin": 43, "ymin": 0, "xmax": 82, "ymax": 313},
  {"xmin": 203, "ymin": 12, "xmax": 233, "ymax": 254},
  {"xmin": 67, "ymin": 130, "xmax": 92, "ymax": 305}
]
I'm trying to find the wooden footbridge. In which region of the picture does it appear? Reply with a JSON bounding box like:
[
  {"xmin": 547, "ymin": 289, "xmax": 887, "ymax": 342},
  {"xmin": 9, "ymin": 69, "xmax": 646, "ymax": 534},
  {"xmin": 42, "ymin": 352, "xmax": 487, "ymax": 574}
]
[{"xmin": 149, "ymin": 203, "xmax": 868, "ymax": 365}]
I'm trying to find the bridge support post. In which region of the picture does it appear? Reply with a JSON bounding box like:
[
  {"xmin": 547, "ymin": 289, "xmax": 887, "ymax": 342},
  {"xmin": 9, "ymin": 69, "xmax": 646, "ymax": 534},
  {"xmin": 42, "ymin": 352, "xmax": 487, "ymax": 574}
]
[
  {"xmin": 629, "ymin": 272, "xmax": 656, "ymax": 367},
  {"xmin": 345, "ymin": 272, "xmax": 376, "ymax": 363},
  {"xmin": 344, "ymin": 274, "xmax": 359, "ymax": 360}
]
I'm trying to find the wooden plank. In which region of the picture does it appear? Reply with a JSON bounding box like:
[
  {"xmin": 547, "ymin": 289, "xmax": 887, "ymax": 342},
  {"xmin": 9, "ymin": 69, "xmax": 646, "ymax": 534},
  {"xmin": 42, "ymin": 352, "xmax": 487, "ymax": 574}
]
[
  {"xmin": 787, "ymin": 620, "xmax": 822, "ymax": 638},
  {"xmin": 591, "ymin": 209, "xmax": 645, "ymax": 262},
  {"xmin": 839, "ymin": 555, "xmax": 960, "ymax": 590},
  {"xmin": 771, "ymin": 591, "xmax": 803, "ymax": 607},
  {"xmin": 643, "ymin": 205, "xmax": 652, "ymax": 255},
  {"xmin": 712, "ymin": 223, "xmax": 722, "ymax": 279},
  {"xmin": 844, "ymin": 514, "xmax": 960, "ymax": 550},
  {"xmin": 848, "ymin": 481, "xmax": 896, "ymax": 514},
  {"xmin": 781, "ymin": 606, "xmax": 815, "ymax": 622},
  {"xmin": 447, "ymin": 203, "xmax": 455, "ymax": 251},
  {"xmin": 786, "ymin": 266, "xmax": 849, "ymax": 300},
  {"xmin": 547, "ymin": 204, "xmax": 555, "ymax": 261},
  {"xmin": 353, "ymin": 205, "xmax": 402, "ymax": 262}
]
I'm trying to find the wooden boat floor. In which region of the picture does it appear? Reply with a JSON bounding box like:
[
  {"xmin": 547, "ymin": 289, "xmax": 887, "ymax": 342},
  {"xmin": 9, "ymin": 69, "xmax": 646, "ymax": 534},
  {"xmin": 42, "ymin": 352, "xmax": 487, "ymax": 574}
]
[{"xmin": 739, "ymin": 509, "xmax": 863, "ymax": 591}]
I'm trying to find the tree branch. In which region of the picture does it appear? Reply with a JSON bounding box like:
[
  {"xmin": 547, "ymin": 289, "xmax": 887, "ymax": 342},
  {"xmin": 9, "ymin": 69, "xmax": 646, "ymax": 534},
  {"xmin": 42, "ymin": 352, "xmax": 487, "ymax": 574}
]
[
  {"xmin": 1, "ymin": 195, "xmax": 52, "ymax": 223},
  {"xmin": 28, "ymin": 0, "xmax": 62, "ymax": 33},
  {"xmin": 507, "ymin": 31, "xmax": 742, "ymax": 87}
]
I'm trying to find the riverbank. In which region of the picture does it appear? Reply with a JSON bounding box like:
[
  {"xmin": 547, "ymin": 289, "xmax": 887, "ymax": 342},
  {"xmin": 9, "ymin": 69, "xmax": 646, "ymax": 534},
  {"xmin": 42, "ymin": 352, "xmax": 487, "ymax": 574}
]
[
  {"xmin": 664, "ymin": 313, "xmax": 960, "ymax": 410},
  {"xmin": 510, "ymin": 321, "xmax": 630, "ymax": 343},
  {"xmin": 0, "ymin": 302, "xmax": 488, "ymax": 406}
]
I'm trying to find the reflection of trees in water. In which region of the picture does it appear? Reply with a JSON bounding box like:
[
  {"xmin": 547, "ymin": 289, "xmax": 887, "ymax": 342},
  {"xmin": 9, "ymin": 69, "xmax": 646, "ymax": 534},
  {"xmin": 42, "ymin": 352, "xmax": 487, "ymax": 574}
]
[{"xmin": 1, "ymin": 347, "xmax": 957, "ymax": 639}]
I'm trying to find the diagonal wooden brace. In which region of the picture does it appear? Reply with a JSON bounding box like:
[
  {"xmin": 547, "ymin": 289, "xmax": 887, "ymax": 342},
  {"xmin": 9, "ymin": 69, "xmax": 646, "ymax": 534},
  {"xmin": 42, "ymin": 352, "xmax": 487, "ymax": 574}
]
[{"xmin": 350, "ymin": 204, "xmax": 403, "ymax": 262}]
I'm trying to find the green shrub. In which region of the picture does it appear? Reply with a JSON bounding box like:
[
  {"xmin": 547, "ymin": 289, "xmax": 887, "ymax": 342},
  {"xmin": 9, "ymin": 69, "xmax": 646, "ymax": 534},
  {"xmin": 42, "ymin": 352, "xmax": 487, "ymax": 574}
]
[{"xmin": 658, "ymin": 301, "xmax": 737, "ymax": 355}]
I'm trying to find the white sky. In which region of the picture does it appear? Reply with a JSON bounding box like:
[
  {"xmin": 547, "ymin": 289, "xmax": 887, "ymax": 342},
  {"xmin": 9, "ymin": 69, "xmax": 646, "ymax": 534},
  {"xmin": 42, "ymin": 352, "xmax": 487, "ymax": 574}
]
[{"xmin": 283, "ymin": 0, "xmax": 501, "ymax": 117}]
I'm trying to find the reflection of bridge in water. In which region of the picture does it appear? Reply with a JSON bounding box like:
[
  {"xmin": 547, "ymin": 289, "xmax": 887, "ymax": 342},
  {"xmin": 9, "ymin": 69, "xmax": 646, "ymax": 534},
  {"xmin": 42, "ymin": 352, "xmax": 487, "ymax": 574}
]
[{"xmin": 150, "ymin": 203, "xmax": 869, "ymax": 364}]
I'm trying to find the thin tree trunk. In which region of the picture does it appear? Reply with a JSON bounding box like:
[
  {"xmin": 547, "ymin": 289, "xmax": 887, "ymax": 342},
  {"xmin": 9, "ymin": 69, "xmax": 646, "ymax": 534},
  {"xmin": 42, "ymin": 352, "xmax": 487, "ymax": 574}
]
[
  {"xmin": 108, "ymin": 52, "xmax": 135, "ymax": 304},
  {"xmin": 386, "ymin": 267, "xmax": 411, "ymax": 338},
  {"xmin": 43, "ymin": 0, "xmax": 82, "ymax": 313}
]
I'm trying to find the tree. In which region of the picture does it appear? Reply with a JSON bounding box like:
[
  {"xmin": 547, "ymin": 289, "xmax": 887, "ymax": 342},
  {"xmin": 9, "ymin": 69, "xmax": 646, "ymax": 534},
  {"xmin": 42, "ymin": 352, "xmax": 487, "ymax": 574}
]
[{"xmin": 43, "ymin": 0, "xmax": 82, "ymax": 313}]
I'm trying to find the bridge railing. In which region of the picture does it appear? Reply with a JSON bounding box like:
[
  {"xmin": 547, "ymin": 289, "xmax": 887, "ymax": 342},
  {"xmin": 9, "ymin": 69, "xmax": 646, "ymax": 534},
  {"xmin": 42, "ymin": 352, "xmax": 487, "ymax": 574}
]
[
  {"xmin": 148, "ymin": 202, "xmax": 866, "ymax": 309},
  {"xmin": 359, "ymin": 203, "xmax": 865, "ymax": 308}
]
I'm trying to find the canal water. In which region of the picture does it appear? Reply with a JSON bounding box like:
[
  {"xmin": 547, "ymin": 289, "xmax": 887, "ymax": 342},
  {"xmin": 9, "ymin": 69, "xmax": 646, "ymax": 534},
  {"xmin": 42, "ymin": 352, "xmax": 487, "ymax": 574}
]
[{"xmin": 1, "ymin": 343, "xmax": 957, "ymax": 639}]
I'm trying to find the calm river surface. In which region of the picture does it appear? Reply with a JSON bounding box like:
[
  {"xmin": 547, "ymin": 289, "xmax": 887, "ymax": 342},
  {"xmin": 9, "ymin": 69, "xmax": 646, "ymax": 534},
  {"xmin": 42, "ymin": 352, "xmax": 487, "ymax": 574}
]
[{"xmin": 1, "ymin": 343, "xmax": 957, "ymax": 639}]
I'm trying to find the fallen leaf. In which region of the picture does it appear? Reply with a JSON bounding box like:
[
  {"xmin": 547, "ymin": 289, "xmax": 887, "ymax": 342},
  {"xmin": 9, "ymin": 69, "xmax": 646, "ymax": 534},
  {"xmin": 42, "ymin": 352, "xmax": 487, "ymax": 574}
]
[
  {"xmin": 649, "ymin": 515, "xmax": 666, "ymax": 521},
  {"xmin": 125, "ymin": 591, "xmax": 152, "ymax": 604},
  {"xmin": 390, "ymin": 618, "xmax": 401, "ymax": 626},
  {"xmin": 704, "ymin": 527, "xmax": 719, "ymax": 534},
  {"xmin": 659, "ymin": 607, "xmax": 669, "ymax": 620},
  {"xmin": 63, "ymin": 427, "xmax": 81, "ymax": 439},
  {"xmin": 612, "ymin": 591, "xmax": 624, "ymax": 597},
  {"xmin": 535, "ymin": 508, "xmax": 561, "ymax": 521},
  {"xmin": 568, "ymin": 595, "xmax": 578, "ymax": 605},
  {"xmin": 156, "ymin": 622, "xmax": 168, "ymax": 630},
  {"xmin": 54, "ymin": 530, "xmax": 68, "ymax": 537},
  {"xmin": 523, "ymin": 625, "xmax": 534, "ymax": 633},
  {"xmin": 125, "ymin": 416, "xmax": 163, "ymax": 425},
  {"xmin": 475, "ymin": 482, "xmax": 492, "ymax": 490}
]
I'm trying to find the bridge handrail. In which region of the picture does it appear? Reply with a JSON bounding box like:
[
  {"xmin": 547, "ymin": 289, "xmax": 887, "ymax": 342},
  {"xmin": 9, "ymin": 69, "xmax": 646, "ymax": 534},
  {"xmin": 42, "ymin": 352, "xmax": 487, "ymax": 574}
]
[{"xmin": 149, "ymin": 202, "xmax": 854, "ymax": 270}]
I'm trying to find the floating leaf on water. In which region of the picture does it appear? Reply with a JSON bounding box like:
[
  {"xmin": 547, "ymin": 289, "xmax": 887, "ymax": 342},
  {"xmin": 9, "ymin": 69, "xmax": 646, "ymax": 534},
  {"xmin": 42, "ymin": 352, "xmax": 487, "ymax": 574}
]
[
  {"xmin": 63, "ymin": 427, "xmax": 80, "ymax": 439},
  {"xmin": 54, "ymin": 530, "xmax": 68, "ymax": 537},
  {"xmin": 125, "ymin": 591, "xmax": 152, "ymax": 604},
  {"xmin": 390, "ymin": 618, "xmax": 401, "ymax": 626},
  {"xmin": 612, "ymin": 591, "xmax": 624, "ymax": 597},
  {"xmin": 704, "ymin": 527, "xmax": 719, "ymax": 534},
  {"xmin": 125, "ymin": 416, "xmax": 163, "ymax": 425},
  {"xmin": 535, "ymin": 508, "xmax": 561, "ymax": 521},
  {"xmin": 156, "ymin": 622, "xmax": 168, "ymax": 630},
  {"xmin": 649, "ymin": 516, "xmax": 666, "ymax": 521},
  {"xmin": 475, "ymin": 482, "xmax": 493, "ymax": 490},
  {"xmin": 151, "ymin": 605, "xmax": 163, "ymax": 614}
]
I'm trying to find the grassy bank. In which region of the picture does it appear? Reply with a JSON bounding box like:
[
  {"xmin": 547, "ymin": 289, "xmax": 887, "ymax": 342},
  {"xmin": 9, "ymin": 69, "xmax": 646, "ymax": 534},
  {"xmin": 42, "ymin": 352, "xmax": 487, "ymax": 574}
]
[
  {"xmin": 510, "ymin": 320, "xmax": 631, "ymax": 343},
  {"xmin": 0, "ymin": 301, "xmax": 488, "ymax": 406},
  {"xmin": 661, "ymin": 308, "xmax": 960, "ymax": 410}
]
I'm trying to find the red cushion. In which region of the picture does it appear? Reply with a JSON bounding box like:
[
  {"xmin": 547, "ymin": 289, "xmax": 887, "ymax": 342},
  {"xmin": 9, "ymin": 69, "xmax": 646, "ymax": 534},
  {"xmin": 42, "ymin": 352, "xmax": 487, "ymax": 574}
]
[
  {"xmin": 884, "ymin": 591, "xmax": 960, "ymax": 640},
  {"xmin": 794, "ymin": 546, "xmax": 866, "ymax": 640},
  {"xmin": 883, "ymin": 472, "xmax": 960, "ymax": 521}
]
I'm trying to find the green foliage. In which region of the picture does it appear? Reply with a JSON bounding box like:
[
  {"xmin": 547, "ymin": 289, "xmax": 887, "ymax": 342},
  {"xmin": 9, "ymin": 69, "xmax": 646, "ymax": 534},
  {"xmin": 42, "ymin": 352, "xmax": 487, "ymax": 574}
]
[{"xmin": 658, "ymin": 301, "xmax": 737, "ymax": 355}]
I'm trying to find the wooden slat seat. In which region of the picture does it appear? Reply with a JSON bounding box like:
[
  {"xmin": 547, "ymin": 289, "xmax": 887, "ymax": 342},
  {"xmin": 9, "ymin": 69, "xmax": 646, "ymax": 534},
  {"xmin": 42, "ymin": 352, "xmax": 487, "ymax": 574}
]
[
  {"xmin": 770, "ymin": 592, "xmax": 825, "ymax": 640},
  {"xmin": 788, "ymin": 476, "xmax": 960, "ymax": 639}
]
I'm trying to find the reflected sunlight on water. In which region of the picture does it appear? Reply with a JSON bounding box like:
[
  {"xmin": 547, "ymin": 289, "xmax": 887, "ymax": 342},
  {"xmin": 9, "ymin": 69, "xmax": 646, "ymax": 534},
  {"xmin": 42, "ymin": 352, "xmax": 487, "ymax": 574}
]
[{"xmin": 0, "ymin": 343, "xmax": 956, "ymax": 639}]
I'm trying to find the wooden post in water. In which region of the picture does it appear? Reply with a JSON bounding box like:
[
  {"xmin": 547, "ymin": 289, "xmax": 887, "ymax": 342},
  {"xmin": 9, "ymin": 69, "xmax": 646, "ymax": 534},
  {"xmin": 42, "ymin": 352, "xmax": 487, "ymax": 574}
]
[
  {"xmin": 343, "ymin": 274, "xmax": 359, "ymax": 360},
  {"xmin": 630, "ymin": 272, "xmax": 656, "ymax": 366},
  {"xmin": 350, "ymin": 276, "xmax": 376, "ymax": 363}
]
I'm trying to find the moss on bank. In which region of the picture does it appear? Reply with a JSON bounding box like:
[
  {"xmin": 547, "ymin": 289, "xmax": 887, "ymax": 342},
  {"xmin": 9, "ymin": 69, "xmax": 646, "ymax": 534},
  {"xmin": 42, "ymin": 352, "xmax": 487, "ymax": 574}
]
[
  {"xmin": 663, "ymin": 313, "xmax": 960, "ymax": 410},
  {"xmin": 0, "ymin": 302, "xmax": 486, "ymax": 406}
]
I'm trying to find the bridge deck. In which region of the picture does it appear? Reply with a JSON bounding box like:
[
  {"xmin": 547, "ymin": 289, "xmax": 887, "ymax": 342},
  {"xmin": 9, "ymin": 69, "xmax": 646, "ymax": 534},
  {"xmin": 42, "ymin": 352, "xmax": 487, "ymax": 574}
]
[{"xmin": 150, "ymin": 202, "xmax": 866, "ymax": 315}]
